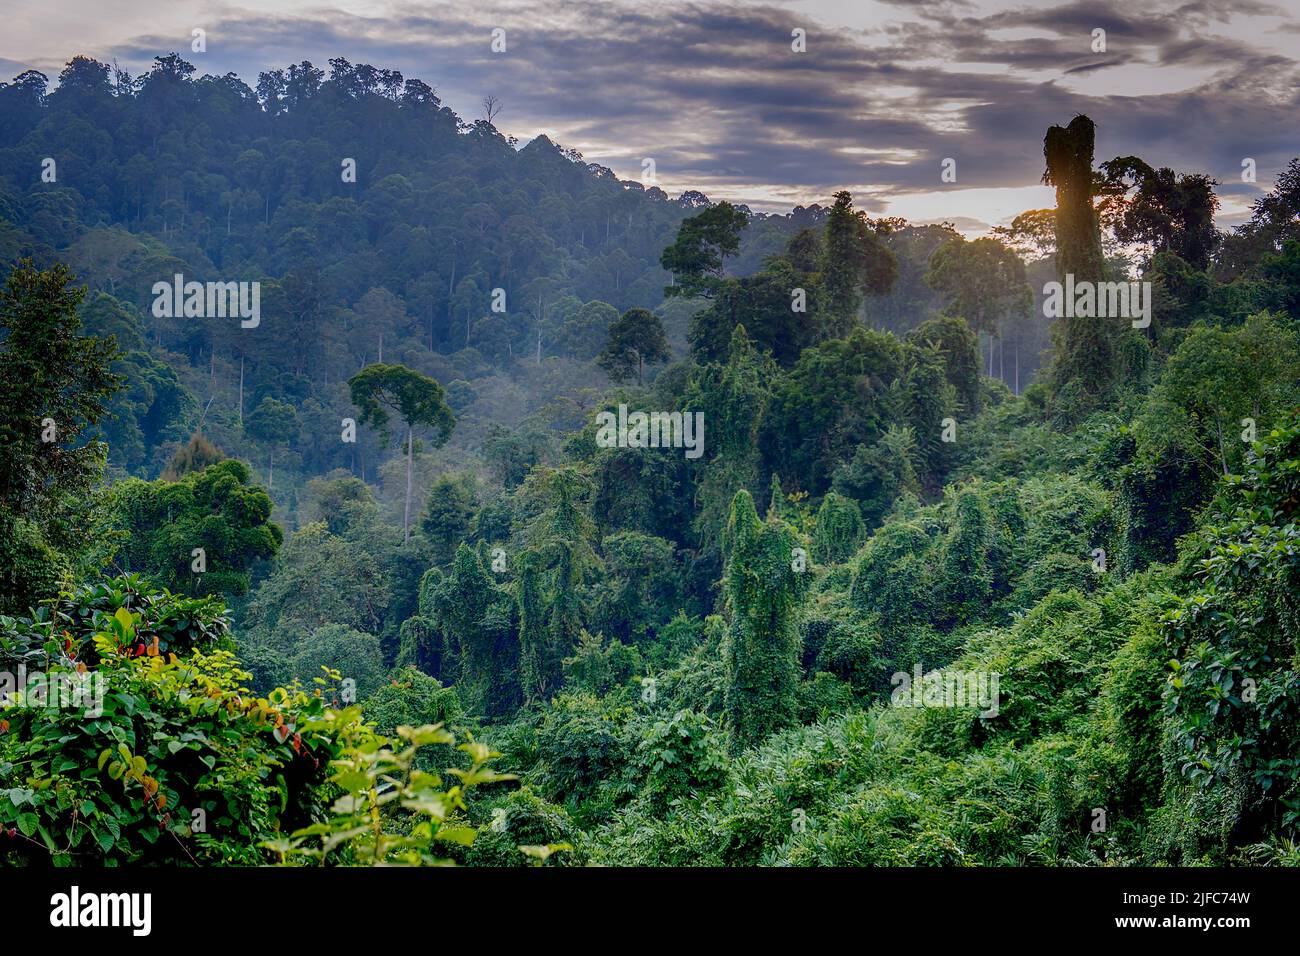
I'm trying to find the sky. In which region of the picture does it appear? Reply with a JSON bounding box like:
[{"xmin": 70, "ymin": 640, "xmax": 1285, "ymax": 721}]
[{"xmin": 3, "ymin": 0, "xmax": 1298, "ymax": 234}]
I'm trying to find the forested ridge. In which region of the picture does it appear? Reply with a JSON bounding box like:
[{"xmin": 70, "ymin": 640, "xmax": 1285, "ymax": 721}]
[{"xmin": 1, "ymin": 53, "xmax": 1299, "ymax": 867}]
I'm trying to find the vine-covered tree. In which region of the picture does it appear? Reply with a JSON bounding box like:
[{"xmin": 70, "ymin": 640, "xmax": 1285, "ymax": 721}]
[
  {"xmin": 1042, "ymin": 114, "xmax": 1117, "ymax": 406},
  {"xmin": 722, "ymin": 489, "xmax": 806, "ymax": 748}
]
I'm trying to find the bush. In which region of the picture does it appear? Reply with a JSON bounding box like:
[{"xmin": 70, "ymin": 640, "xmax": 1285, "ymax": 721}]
[{"xmin": 0, "ymin": 578, "xmax": 339, "ymax": 865}]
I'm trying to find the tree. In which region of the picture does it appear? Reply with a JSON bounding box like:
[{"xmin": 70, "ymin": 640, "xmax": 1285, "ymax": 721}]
[
  {"xmin": 349, "ymin": 363, "xmax": 455, "ymax": 543},
  {"xmin": 660, "ymin": 201, "xmax": 748, "ymax": 298},
  {"xmin": 990, "ymin": 209, "xmax": 1056, "ymax": 261},
  {"xmin": 245, "ymin": 396, "xmax": 299, "ymax": 491},
  {"xmin": 940, "ymin": 487, "xmax": 993, "ymax": 626},
  {"xmin": 548, "ymin": 299, "xmax": 619, "ymax": 361},
  {"xmin": 160, "ymin": 432, "xmax": 225, "ymax": 481},
  {"xmin": 832, "ymin": 425, "xmax": 921, "ymax": 527},
  {"xmin": 0, "ymin": 260, "xmax": 121, "ymax": 612},
  {"xmin": 820, "ymin": 191, "xmax": 897, "ymax": 335},
  {"xmin": 288, "ymin": 623, "xmax": 386, "ymax": 700},
  {"xmin": 516, "ymin": 467, "xmax": 601, "ymax": 702},
  {"xmin": 1098, "ymin": 157, "xmax": 1220, "ymax": 269},
  {"xmin": 351, "ymin": 288, "xmax": 410, "ymax": 364},
  {"xmin": 812, "ymin": 492, "xmax": 866, "ymax": 564},
  {"xmin": 926, "ymin": 236, "xmax": 1031, "ymax": 379},
  {"xmin": 1164, "ymin": 412, "xmax": 1300, "ymax": 842},
  {"xmin": 722, "ymin": 489, "xmax": 806, "ymax": 748},
  {"xmin": 597, "ymin": 307, "xmax": 670, "ymax": 385},
  {"xmin": 905, "ymin": 314, "xmax": 982, "ymax": 414},
  {"xmin": 109, "ymin": 459, "xmax": 282, "ymax": 597},
  {"xmin": 421, "ymin": 472, "xmax": 477, "ymax": 567},
  {"xmin": 1042, "ymin": 114, "xmax": 1117, "ymax": 404},
  {"xmin": 436, "ymin": 542, "xmax": 520, "ymax": 716},
  {"xmin": 1136, "ymin": 312, "xmax": 1299, "ymax": 477}
]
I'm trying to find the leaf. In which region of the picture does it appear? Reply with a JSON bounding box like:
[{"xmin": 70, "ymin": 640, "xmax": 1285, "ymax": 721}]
[{"xmin": 434, "ymin": 825, "xmax": 476, "ymax": 846}]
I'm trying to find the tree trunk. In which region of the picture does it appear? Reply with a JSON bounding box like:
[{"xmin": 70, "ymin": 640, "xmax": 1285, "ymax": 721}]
[{"xmin": 403, "ymin": 424, "xmax": 414, "ymax": 544}]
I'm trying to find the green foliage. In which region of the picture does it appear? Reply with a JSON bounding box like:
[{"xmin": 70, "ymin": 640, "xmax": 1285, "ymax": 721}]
[
  {"xmin": 437, "ymin": 543, "xmax": 520, "ymax": 717},
  {"xmin": 108, "ymin": 459, "xmax": 281, "ymax": 597},
  {"xmin": 562, "ymin": 629, "xmax": 642, "ymax": 697},
  {"xmin": 466, "ymin": 786, "xmax": 582, "ymax": 867},
  {"xmin": 420, "ymin": 472, "xmax": 478, "ymax": 567},
  {"xmin": 362, "ymin": 666, "xmax": 463, "ymax": 738},
  {"xmin": 287, "ymin": 624, "xmax": 386, "ymax": 701},
  {"xmin": 631, "ymin": 708, "xmax": 729, "ymax": 812},
  {"xmin": 1163, "ymin": 413, "xmax": 1300, "ymax": 836},
  {"xmin": 940, "ymin": 489, "xmax": 994, "ymax": 626},
  {"xmin": 906, "ymin": 314, "xmax": 982, "ymax": 414},
  {"xmin": 1135, "ymin": 311, "xmax": 1299, "ymax": 478},
  {"xmin": 811, "ymin": 492, "xmax": 865, "ymax": 564},
  {"xmin": 0, "ymin": 577, "xmax": 340, "ymax": 864},
  {"xmin": 266, "ymin": 714, "xmax": 513, "ymax": 866},
  {"xmin": 534, "ymin": 692, "xmax": 634, "ymax": 817},
  {"xmin": 723, "ymin": 490, "xmax": 807, "ymax": 747},
  {"xmin": 0, "ymin": 260, "xmax": 121, "ymax": 613},
  {"xmin": 597, "ymin": 307, "xmax": 671, "ymax": 385},
  {"xmin": 661, "ymin": 201, "xmax": 748, "ymax": 299},
  {"xmin": 762, "ymin": 326, "xmax": 904, "ymax": 495}
]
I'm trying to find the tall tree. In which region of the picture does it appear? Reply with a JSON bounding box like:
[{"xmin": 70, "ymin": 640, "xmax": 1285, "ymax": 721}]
[
  {"xmin": 660, "ymin": 201, "xmax": 748, "ymax": 299},
  {"xmin": 349, "ymin": 363, "xmax": 456, "ymax": 543},
  {"xmin": 244, "ymin": 396, "xmax": 299, "ymax": 491},
  {"xmin": 1098, "ymin": 157, "xmax": 1220, "ymax": 269},
  {"xmin": 820, "ymin": 191, "xmax": 898, "ymax": 337},
  {"xmin": 722, "ymin": 489, "xmax": 806, "ymax": 748},
  {"xmin": 597, "ymin": 307, "xmax": 670, "ymax": 385},
  {"xmin": 1042, "ymin": 114, "xmax": 1117, "ymax": 405},
  {"xmin": 0, "ymin": 260, "xmax": 120, "ymax": 612}
]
